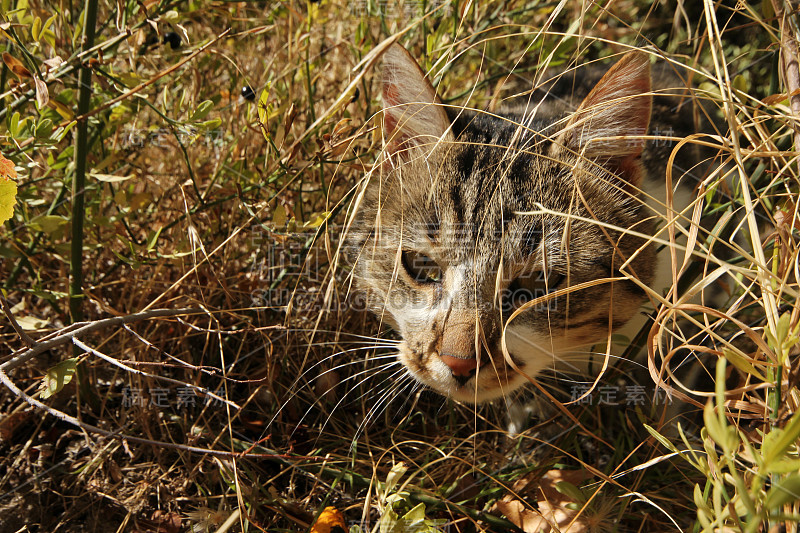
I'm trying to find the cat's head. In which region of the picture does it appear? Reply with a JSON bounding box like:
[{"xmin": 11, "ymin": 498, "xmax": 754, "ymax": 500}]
[{"xmin": 350, "ymin": 44, "xmax": 657, "ymax": 403}]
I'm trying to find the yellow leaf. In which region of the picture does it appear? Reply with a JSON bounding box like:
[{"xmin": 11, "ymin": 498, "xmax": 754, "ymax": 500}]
[
  {"xmin": 48, "ymin": 99, "xmax": 74, "ymax": 120},
  {"xmin": 303, "ymin": 211, "xmax": 330, "ymax": 228},
  {"xmin": 310, "ymin": 507, "xmax": 346, "ymax": 533},
  {"xmin": 90, "ymin": 172, "xmax": 133, "ymax": 183},
  {"xmin": 41, "ymin": 358, "xmax": 78, "ymax": 399},
  {"xmin": 15, "ymin": 315, "xmax": 47, "ymax": 330},
  {"xmin": 272, "ymin": 204, "xmax": 286, "ymax": 227},
  {"xmin": 130, "ymin": 192, "xmax": 151, "ymax": 211},
  {"xmin": 0, "ymin": 152, "xmax": 18, "ymax": 224}
]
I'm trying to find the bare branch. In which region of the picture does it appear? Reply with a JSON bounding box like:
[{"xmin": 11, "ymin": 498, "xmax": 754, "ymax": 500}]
[
  {"xmin": 71, "ymin": 336, "xmax": 239, "ymax": 409},
  {"xmin": 771, "ymin": 0, "xmax": 800, "ymax": 148},
  {"xmin": 1, "ymin": 295, "xmax": 36, "ymax": 347},
  {"xmin": 1, "ymin": 308, "xmax": 200, "ymax": 372},
  {"xmin": 0, "ymin": 364, "xmax": 317, "ymax": 460}
]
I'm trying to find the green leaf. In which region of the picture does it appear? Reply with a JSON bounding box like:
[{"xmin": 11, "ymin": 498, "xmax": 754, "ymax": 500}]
[
  {"xmin": 399, "ymin": 503, "xmax": 442, "ymax": 533},
  {"xmin": 644, "ymin": 423, "xmax": 680, "ymax": 454},
  {"xmin": 703, "ymin": 434, "xmax": 719, "ymax": 466},
  {"xmin": 704, "ymin": 401, "xmax": 738, "ymax": 452},
  {"xmin": 732, "ymin": 74, "xmax": 748, "ymax": 94},
  {"xmin": 704, "ymin": 180, "xmax": 717, "ymax": 206},
  {"xmin": 378, "ymin": 506, "xmax": 399, "ymax": 533},
  {"xmin": 258, "ymin": 86, "xmax": 272, "ymax": 128},
  {"xmin": 34, "ymin": 117, "xmax": 53, "ymax": 138},
  {"xmin": 191, "ymin": 100, "xmax": 214, "ymax": 121},
  {"xmin": 54, "ymin": 121, "xmax": 76, "ymax": 142},
  {"xmin": 762, "ymin": 0, "xmax": 775, "ymax": 19},
  {"xmin": 118, "ymin": 73, "xmax": 140, "ymax": 87},
  {"xmin": 723, "ymin": 347, "xmax": 766, "ymax": 381},
  {"xmin": 767, "ymin": 458, "xmax": 800, "ymax": 474},
  {"xmin": 42, "ymin": 13, "xmax": 56, "ymax": 35},
  {"xmin": 303, "ymin": 211, "xmax": 330, "ymax": 228},
  {"xmin": 402, "ymin": 503, "xmax": 426, "ymax": 522},
  {"xmin": 196, "ymin": 118, "xmax": 221, "ymax": 131},
  {"xmin": 384, "ymin": 462, "xmax": 408, "ymax": 496},
  {"xmin": 108, "ymin": 104, "xmax": 132, "ymax": 124},
  {"xmin": 555, "ymin": 480, "xmax": 587, "ymax": 503},
  {"xmin": 29, "ymin": 214, "xmax": 68, "ymax": 234},
  {"xmin": 763, "ymin": 410, "xmax": 800, "ymax": 465},
  {"xmin": 693, "ymin": 483, "xmax": 712, "ymax": 517},
  {"xmin": 765, "ymin": 474, "xmax": 800, "ymax": 511},
  {"xmin": 146, "ymin": 226, "xmax": 163, "ymax": 251},
  {"xmin": 777, "ymin": 312, "xmax": 792, "ymax": 348},
  {"xmin": 272, "ymin": 204, "xmax": 286, "ymax": 227},
  {"xmin": 9, "ymin": 111, "xmax": 20, "ymax": 137},
  {"xmin": 41, "ymin": 358, "xmax": 78, "ymax": 399},
  {"xmin": 31, "ymin": 15, "xmax": 41, "ymax": 41}
]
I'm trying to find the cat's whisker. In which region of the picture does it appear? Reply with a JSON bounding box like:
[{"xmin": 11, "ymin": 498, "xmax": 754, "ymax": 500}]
[
  {"xmin": 267, "ymin": 348, "xmax": 401, "ymax": 428},
  {"xmin": 552, "ymin": 350, "xmax": 650, "ymax": 370},
  {"xmin": 342, "ymin": 362, "xmax": 406, "ymax": 406},
  {"xmin": 316, "ymin": 361, "xmax": 404, "ymax": 438},
  {"xmin": 322, "ymin": 351, "xmax": 401, "ymax": 373},
  {"xmin": 277, "ymin": 346, "xmax": 378, "ymax": 394},
  {"xmin": 352, "ymin": 369, "xmax": 411, "ymax": 442},
  {"xmin": 295, "ymin": 358, "xmax": 404, "ymax": 437},
  {"xmin": 305, "ymin": 340, "xmax": 401, "ymax": 348},
  {"xmin": 364, "ymin": 366, "xmax": 411, "ymax": 408},
  {"xmin": 358, "ymin": 365, "xmax": 409, "ymax": 407},
  {"xmin": 281, "ymin": 328, "xmax": 399, "ymax": 344},
  {"xmin": 391, "ymin": 378, "xmax": 423, "ymax": 422},
  {"xmin": 368, "ymin": 374, "xmax": 416, "ymax": 428}
]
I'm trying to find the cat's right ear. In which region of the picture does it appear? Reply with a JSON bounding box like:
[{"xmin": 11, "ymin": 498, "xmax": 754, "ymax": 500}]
[
  {"xmin": 559, "ymin": 52, "xmax": 652, "ymax": 189},
  {"xmin": 381, "ymin": 44, "xmax": 453, "ymax": 160}
]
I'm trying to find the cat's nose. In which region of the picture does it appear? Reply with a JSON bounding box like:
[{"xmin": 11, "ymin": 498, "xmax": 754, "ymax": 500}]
[{"xmin": 440, "ymin": 353, "xmax": 478, "ymax": 380}]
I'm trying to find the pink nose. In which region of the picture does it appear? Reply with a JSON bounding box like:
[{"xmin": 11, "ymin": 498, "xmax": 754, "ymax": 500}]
[{"xmin": 440, "ymin": 353, "xmax": 478, "ymax": 377}]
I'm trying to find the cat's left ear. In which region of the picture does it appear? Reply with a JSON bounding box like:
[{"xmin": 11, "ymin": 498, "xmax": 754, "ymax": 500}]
[
  {"xmin": 381, "ymin": 43, "xmax": 454, "ymax": 160},
  {"xmin": 560, "ymin": 52, "xmax": 652, "ymax": 187}
]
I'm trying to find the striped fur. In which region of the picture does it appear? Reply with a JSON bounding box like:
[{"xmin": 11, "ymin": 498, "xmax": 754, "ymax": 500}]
[{"xmin": 350, "ymin": 45, "xmax": 660, "ymax": 403}]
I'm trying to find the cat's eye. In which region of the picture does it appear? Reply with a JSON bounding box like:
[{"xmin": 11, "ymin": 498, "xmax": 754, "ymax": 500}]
[
  {"xmin": 503, "ymin": 270, "xmax": 565, "ymax": 312},
  {"xmin": 402, "ymin": 250, "xmax": 443, "ymax": 284}
]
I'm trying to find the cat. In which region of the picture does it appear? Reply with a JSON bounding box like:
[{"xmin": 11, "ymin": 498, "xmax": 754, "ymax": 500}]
[{"xmin": 348, "ymin": 43, "xmax": 710, "ymax": 404}]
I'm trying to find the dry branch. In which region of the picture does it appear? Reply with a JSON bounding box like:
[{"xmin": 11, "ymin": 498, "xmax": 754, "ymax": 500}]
[
  {"xmin": 771, "ymin": 0, "xmax": 800, "ymax": 149},
  {"xmin": 0, "ymin": 306, "xmax": 312, "ymax": 458},
  {"xmin": 2, "ymin": 307, "xmax": 200, "ymax": 371}
]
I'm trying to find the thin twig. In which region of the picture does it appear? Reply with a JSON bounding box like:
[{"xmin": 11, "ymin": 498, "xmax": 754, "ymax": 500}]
[
  {"xmin": 772, "ymin": 0, "xmax": 800, "ymax": 149},
  {"xmin": 71, "ymin": 336, "xmax": 239, "ymax": 409},
  {"xmin": 0, "ymin": 364, "xmax": 318, "ymax": 460},
  {"xmin": 9, "ymin": 29, "xmax": 230, "ymax": 153},
  {"xmin": 75, "ymin": 29, "xmax": 230, "ymax": 124},
  {"xmin": 0, "ymin": 295, "xmax": 35, "ymax": 347},
  {"xmin": 1, "ymin": 308, "xmax": 200, "ymax": 372}
]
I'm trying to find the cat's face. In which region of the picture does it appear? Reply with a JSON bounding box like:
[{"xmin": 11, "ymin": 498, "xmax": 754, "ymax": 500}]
[{"xmin": 350, "ymin": 45, "xmax": 656, "ymax": 403}]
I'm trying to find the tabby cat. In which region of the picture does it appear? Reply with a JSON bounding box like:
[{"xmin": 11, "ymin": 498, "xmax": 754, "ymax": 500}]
[{"xmin": 350, "ymin": 43, "xmax": 702, "ymax": 403}]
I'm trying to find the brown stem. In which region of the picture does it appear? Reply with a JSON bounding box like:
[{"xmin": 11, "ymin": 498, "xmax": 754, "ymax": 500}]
[
  {"xmin": 1, "ymin": 307, "xmax": 200, "ymax": 371},
  {"xmin": 0, "ymin": 364, "xmax": 317, "ymax": 460},
  {"xmin": 772, "ymin": 0, "xmax": 800, "ymax": 149},
  {"xmin": 1, "ymin": 295, "xmax": 35, "ymax": 347}
]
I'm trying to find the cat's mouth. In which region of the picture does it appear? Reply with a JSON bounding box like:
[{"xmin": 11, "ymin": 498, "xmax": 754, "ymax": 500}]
[{"xmin": 397, "ymin": 341, "xmax": 531, "ymax": 403}]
